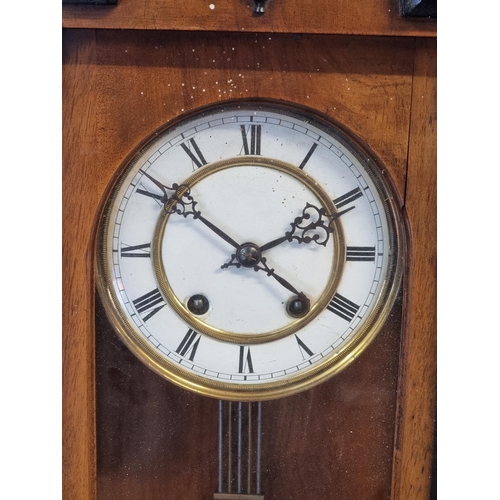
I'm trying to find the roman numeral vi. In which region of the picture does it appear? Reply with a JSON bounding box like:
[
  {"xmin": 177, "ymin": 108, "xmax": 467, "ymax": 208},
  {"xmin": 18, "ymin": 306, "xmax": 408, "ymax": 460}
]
[{"xmin": 238, "ymin": 346, "xmax": 254, "ymax": 374}]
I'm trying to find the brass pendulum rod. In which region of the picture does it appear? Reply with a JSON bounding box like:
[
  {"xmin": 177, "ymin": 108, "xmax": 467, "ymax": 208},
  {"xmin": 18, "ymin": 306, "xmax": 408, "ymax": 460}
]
[
  {"xmin": 214, "ymin": 401, "xmax": 264, "ymax": 500},
  {"xmin": 256, "ymin": 402, "xmax": 262, "ymax": 496},
  {"xmin": 218, "ymin": 400, "xmax": 224, "ymax": 493}
]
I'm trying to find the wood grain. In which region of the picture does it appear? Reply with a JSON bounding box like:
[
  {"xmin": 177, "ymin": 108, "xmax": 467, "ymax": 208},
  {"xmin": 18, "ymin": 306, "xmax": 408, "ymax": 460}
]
[
  {"xmin": 62, "ymin": 29, "xmax": 98, "ymax": 500},
  {"xmin": 95, "ymin": 292, "xmax": 404, "ymax": 500},
  {"xmin": 391, "ymin": 37, "xmax": 437, "ymax": 500},
  {"xmin": 62, "ymin": 0, "xmax": 436, "ymax": 37},
  {"xmin": 62, "ymin": 27, "xmax": 436, "ymax": 500},
  {"xmin": 91, "ymin": 29, "xmax": 414, "ymax": 198}
]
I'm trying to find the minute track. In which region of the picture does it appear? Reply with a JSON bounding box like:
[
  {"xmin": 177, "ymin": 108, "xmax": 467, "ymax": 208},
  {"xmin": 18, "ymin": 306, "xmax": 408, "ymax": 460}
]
[{"xmin": 97, "ymin": 101, "xmax": 404, "ymax": 401}]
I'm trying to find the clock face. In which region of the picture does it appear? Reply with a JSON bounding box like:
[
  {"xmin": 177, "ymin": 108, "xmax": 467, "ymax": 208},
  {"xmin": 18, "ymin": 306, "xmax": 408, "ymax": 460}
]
[{"xmin": 96, "ymin": 100, "xmax": 404, "ymax": 401}]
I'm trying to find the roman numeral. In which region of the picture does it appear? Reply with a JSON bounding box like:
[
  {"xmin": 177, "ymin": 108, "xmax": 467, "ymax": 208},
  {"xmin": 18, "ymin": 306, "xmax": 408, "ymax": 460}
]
[
  {"xmin": 238, "ymin": 346, "xmax": 254, "ymax": 374},
  {"xmin": 346, "ymin": 246, "xmax": 376, "ymax": 262},
  {"xmin": 176, "ymin": 329, "xmax": 201, "ymax": 361},
  {"xmin": 132, "ymin": 288, "xmax": 165, "ymax": 322},
  {"xmin": 333, "ymin": 187, "xmax": 363, "ymax": 208},
  {"xmin": 298, "ymin": 143, "xmax": 318, "ymax": 169},
  {"xmin": 327, "ymin": 293, "xmax": 360, "ymax": 322},
  {"xmin": 181, "ymin": 138, "xmax": 208, "ymax": 168},
  {"xmin": 120, "ymin": 243, "xmax": 151, "ymax": 258},
  {"xmin": 136, "ymin": 188, "xmax": 164, "ymax": 201},
  {"xmin": 240, "ymin": 124, "xmax": 262, "ymax": 155},
  {"xmin": 295, "ymin": 335, "xmax": 314, "ymax": 358}
]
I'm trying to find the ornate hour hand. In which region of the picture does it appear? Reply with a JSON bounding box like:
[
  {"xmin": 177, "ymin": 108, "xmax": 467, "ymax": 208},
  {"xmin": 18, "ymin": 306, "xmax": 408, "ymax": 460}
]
[
  {"xmin": 259, "ymin": 203, "xmax": 355, "ymax": 253},
  {"xmin": 168, "ymin": 187, "xmax": 241, "ymax": 249},
  {"xmin": 141, "ymin": 171, "xmax": 241, "ymax": 250},
  {"xmin": 140, "ymin": 170, "xmax": 176, "ymax": 203}
]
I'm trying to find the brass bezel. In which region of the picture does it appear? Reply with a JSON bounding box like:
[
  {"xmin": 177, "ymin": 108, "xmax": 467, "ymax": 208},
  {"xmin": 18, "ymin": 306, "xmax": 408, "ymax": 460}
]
[{"xmin": 95, "ymin": 99, "xmax": 405, "ymax": 401}]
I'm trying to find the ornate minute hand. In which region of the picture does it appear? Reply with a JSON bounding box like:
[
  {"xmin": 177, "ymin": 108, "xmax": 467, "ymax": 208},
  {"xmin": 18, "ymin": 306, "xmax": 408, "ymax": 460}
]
[
  {"xmin": 221, "ymin": 249, "xmax": 309, "ymax": 307},
  {"xmin": 259, "ymin": 203, "xmax": 355, "ymax": 253},
  {"xmin": 219, "ymin": 202, "xmax": 354, "ymax": 307},
  {"xmin": 141, "ymin": 171, "xmax": 240, "ymax": 249},
  {"xmin": 165, "ymin": 185, "xmax": 311, "ymax": 311}
]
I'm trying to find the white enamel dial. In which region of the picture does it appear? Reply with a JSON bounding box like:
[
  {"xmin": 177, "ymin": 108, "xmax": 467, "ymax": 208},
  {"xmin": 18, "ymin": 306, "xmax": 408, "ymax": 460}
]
[{"xmin": 96, "ymin": 101, "xmax": 404, "ymax": 401}]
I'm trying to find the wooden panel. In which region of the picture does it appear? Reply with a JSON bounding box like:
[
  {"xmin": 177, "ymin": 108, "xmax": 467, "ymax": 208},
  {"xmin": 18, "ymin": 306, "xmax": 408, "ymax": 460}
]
[
  {"xmin": 62, "ymin": 27, "xmax": 435, "ymax": 500},
  {"xmin": 391, "ymin": 37, "xmax": 437, "ymax": 499},
  {"xmin": 90, "ymin": 29, "xmax": 414, "ymax": 198},
  {"xmin": 95, "ymin": 293, "xmax": 404, "ymax": 500},
  {"xmin": 62, "ymin": 29, "xmax": 98, "ymax": 500},
  {"xmin": 62, "ymin": 0, "xmax": 436, "ymax": 37},
  {"xmin": 63, "ymin": 0, "xmax": 118, "ymax": 4}
]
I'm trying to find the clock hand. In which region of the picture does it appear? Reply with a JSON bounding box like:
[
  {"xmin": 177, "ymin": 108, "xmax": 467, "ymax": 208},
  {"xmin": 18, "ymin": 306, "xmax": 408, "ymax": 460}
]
[
  {"xmin": 259, "ymin": 203, "xmax": 355, "ymax": 253},
  {"xmin": 144, "ymin": 170, "xmax": 308, "ymax": 311},
  {"xmin": 253, "ymin": 257, "xmax": 309, "ymax": 303},
  {"xmin": 141, "ymin": 171, "xmax": 241, "ymax": 250},
  {"xmin": 190, "ymin": 211, "xmax": 241, "ymax": 250},
  {"xmin": 221, "ymin": 245, "xmax": 309, "ymax": 305},
  {"xmin": 140, "ymin": 170, "xmax": 174, "ymax": 203}
]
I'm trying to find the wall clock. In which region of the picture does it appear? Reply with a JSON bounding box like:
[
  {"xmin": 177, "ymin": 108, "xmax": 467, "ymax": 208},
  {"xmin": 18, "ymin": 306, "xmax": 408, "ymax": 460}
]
[
  {"xmin": 96, "ymin": 100, "xmax": 404, "ymax": 403},
  {"xmin": 63, "ymin": 22, "xmax": 436, "ymax": 500},
  {"xmin": 94, "ymin": 99, "xmax": 406, "ymax": 498}
]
